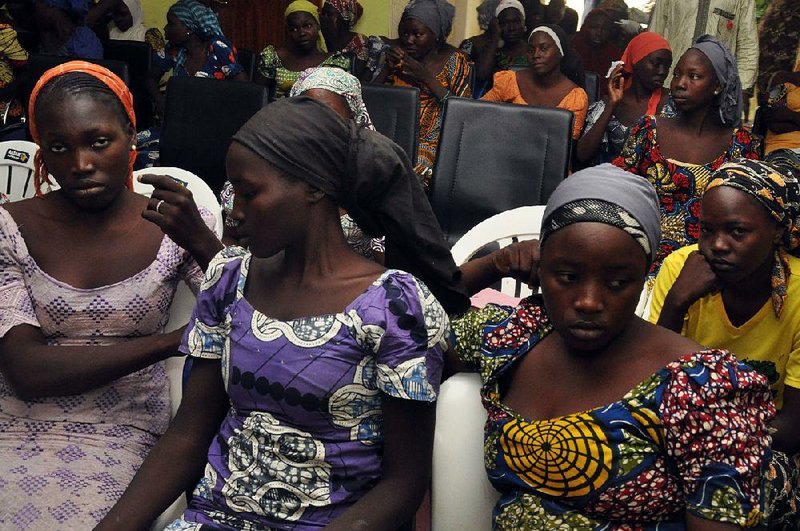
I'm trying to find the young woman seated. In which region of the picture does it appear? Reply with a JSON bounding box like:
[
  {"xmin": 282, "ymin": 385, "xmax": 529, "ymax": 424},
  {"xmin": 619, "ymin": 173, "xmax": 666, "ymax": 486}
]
[
  {"xmin": 451, "ymin": 163, "xmax": 781, "ymax": 529},
  {"xmin": 482, "ymin": 24, "xmax": 588, "ymax": 140},
  {"xmin": 97, "ymin": 96, "xmax": 469, "ymax": 530},
  {"xmin": 649, "ymin": 159, "xmax": 800, "ymax": 456},
  {"xmin": 0, "ymin": 61, "xmax": 214, "ymax": 528}
]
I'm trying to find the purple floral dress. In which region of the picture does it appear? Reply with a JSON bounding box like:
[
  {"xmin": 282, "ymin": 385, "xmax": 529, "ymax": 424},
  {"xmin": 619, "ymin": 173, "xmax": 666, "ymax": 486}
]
[{"xmin": 168, "ymin": 247, "xmax": 449, "ymax": 530}]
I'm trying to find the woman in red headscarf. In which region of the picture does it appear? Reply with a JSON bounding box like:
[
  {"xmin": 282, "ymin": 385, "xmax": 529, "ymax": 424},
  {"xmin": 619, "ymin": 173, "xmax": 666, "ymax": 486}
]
[
  {"xmin": 0, "ymin": 61, "xmax": 216, "ymax": 528},
  {"xmin": 577, "ymin": 32, "xmax": 673, "ymax": 165}
]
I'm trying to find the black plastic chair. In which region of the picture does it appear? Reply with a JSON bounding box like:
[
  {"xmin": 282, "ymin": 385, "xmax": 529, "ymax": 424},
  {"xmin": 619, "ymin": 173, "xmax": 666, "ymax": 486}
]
[
  {"xmin": 159, "ymin": 76, "xmax": 268, "ymax": 195},
  {"xmin": 584, "ymin": 71, "xmax": 600, "ymax": 104},
  {"xmin": 360, "ymin": 84, "xmax": 420, "ymax": 163},
  {"xmin": 429, "ymin": 98, "xmax": 573, "ymax": 247},
  {"xmin": 237, "ymin": 48, "xmax": 257, "ymax": 82},
  {"xmin": 103, "ymin": 40, "xmax": 153, "ymax": 128}
]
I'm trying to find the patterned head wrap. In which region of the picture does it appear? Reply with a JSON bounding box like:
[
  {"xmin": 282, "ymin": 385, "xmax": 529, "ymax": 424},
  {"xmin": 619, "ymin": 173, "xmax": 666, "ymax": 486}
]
[
  {"xmin": 289, "ymin": 67, "xmax": 374, "ymax": 130},
  {"xmin": 402, "ymin": 0, "xmax": 456, "ymax": 44},
  {"xmin": 285, "ymin": 0, "xmax": 328, "ymax": 52},
  {"xmin": 706, "ymin": 159, "xmax": 800, "ymax": 317},
  {"xmin": 495, "ymin": 0, "xmax": 525, "ymax": 19},
  {"xmin": 690, "ymin": 34, "xmax": 743, "ymax": 128},
  {"xmin": 476, "ymin": 0, "xmax": 501, "ymax": 31},
  {"xmin": 232, "ymin": 96, "xmax": 469, "ymax": 313},
  {"xmin": 541, "ymin": 164, "xmax": 661, "ymax": 265},
  {"xmin": 325, "ymin": 0, "xmax": 364, "ymax": 29},
  {"xmin": 169, "ymin": 0, "xmax": 224, "ymax": 40},
  {"xmin": 28, "ymin": 61, "xmax": 136, "ymax": 197}
]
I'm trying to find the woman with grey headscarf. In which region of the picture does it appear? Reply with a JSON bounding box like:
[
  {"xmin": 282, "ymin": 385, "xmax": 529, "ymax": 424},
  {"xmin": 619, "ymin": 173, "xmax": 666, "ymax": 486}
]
[
  {"xmin": 458, "ymin": 0, "xmax": 501, "ymax": 66},
  {"xmin": 377, "ymin": 0, "xmax": 473, "ymax": 190},
  {"xmin": 614, "ymin": 34, "xmax": 762, "ymax": 286},
  {"xmin": 450, "ymin": 163, "xmax": 776, "ymax": 529}
]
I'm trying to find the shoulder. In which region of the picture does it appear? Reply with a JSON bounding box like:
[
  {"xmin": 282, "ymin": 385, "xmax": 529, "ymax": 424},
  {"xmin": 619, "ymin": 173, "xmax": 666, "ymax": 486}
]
[
  {"xmin": 370, "ymin": 270, "xmax": 449, "ymax": 344},
  {"xmin": 260, "ymin": 45, "xmax": 281, "ymax": 65},
  {"xmin": 200, "ymin": 246, "xmax": 249, "ymax": 294},
  {"xmin": 562, "ymin": 86, "xmax": 589, "ymax": 109},
  {"xmin": 662, "ymin": 244, "xmax": 698, "ymax": 269},
  {"xmin": 0, "ymin": 205, "xmax": 25, "ymax": 256}
]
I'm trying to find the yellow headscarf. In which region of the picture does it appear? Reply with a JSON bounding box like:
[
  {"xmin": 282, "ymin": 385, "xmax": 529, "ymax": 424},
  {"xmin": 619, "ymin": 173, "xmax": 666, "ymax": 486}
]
[{"xmin": 285, "ymin": 0, "xmax": 328, "ymax": 52}]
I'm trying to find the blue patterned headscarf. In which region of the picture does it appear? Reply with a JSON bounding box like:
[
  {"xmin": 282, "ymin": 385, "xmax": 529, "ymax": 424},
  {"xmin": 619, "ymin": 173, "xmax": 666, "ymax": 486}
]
[{"xmin": 169, "ymin": 0, "xmax": 225, "ymax": 40}]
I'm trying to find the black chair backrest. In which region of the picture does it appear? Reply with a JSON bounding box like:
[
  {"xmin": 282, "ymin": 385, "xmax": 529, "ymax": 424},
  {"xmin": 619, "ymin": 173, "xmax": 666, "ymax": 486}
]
[
  {"xmin": 429, "ymin": 98, "xmax": 573, "ymax": 247},
  {"xmin": 159, "ymin": 76, "xmax": 268, "ymax": 195},
  {"xmin": 584, "ymin": 71, "xmax": 600, "ymax": 104},
  {"xmin": 360, "ymin": 84, "xmax": 420, "ymax": 163},
  {"xmin": 237, "ymin": 48, "xmax": 257, "ymax": 82},
  {"xmin": 752, "ymin": 106, "xmax": 767, "ymax": 138},
  {"xmin": 103, "ymin": 40, "xmax": 153, "ymax": 128},
  {"xmin": 22, "ymin": 54, "xmax": 130, "ymax": 92}
]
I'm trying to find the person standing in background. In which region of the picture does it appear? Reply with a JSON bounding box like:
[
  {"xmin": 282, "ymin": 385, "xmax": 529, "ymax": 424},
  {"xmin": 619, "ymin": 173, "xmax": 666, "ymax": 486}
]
[{"xmin": 648, "ymin": 0, "xmax": 758, "ymax": 94}]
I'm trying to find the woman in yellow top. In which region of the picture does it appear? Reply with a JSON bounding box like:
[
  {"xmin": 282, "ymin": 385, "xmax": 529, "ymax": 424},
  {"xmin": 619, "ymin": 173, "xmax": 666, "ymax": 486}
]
[
  {"xmin": 649, "ymin": 159, "xmax": 800, "ymax": 457},
  {"xmin": 481, "ymin": 23, "xmax": 588, "ymax": 139}
]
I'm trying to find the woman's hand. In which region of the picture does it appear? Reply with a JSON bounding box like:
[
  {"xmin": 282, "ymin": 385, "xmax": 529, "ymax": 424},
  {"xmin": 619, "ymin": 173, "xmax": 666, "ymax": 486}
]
[
  {"xmin": 460, "ymin": 239, "xmax": 540, "ymax": 296},
  {"xmin": 606, "ymin": 64, "xmax": 625, "ymax": 108},
  {"xmin": 139, "ymin": 174, "xmax": 223, "ymax": 271},
  {"xmin": 669, "ymin": 251, "xmax": 720, "ymax": 306},
  {"xmin": 491, "ymin": 239, "xmax": 540, "ymax": 290},
  {"xmin": 399, "ymin": 54, "xmax": 431, "ymax": 84},
  {"xmin": 656, "ymin": 251, "xmax": 720, "ymax": 333},
  {"xmin": 386, "ymin": 46, "xmax": 405, "ymax": 74}
]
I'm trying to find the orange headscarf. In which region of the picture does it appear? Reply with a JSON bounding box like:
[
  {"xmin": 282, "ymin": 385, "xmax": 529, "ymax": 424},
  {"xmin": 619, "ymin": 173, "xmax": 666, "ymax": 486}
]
[
  {"xmin": 619, "ymin": 32, "xmax": 671, "ymax": 115},
  {"xmin": 28, "ymin": 61, "xmax": 137, "ymax": 197}
]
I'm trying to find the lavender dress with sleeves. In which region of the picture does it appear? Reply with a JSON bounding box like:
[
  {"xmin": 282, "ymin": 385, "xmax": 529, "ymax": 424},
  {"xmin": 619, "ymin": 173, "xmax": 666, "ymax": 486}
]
[
  {"xmin": 168, "ymin": 246, "xmax": 450, "ymax": 530},
  {"xmin": 0, "ymin": 207, "xmax": 213, "ymax": 529}
]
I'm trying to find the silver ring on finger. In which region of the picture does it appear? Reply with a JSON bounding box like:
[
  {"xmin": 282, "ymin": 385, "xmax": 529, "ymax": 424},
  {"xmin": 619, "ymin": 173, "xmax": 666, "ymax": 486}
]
[{"xmin": 155, "ymin": 199, "xmax": 165, "ymax": 214}]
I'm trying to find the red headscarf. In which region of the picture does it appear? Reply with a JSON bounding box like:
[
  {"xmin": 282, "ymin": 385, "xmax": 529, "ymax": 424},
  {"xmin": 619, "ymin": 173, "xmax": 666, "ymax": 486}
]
[
  {"xmin": 28, "ymin": 61, "xmax": 137, "ymax": 197},
  {"xmin": 619, "ymin": 32, "xmax": 671, "ymax": 115}
]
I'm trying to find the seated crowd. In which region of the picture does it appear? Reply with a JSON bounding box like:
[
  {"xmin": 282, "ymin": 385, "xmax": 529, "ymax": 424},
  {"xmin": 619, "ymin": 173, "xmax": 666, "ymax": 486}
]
[{"xmin": 2, "ymin": 0, "xmax": 800, "ymax": 529}]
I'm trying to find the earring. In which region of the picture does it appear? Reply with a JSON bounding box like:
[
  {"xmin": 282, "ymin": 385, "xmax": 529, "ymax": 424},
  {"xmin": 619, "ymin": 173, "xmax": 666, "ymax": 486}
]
[
  {"xmin": 131, "ymin": 144, "xmax": 137, "ymax": 151},
  {"xmin": 714, "ymin": 90, "xmax": 720, "ymax": 95}
]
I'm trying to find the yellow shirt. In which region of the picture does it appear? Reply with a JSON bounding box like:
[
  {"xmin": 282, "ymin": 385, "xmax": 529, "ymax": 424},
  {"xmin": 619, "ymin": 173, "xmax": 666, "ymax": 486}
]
[
  {"xmin": 648, "ymin": 244, "xmax": 800, "ymax": 409},
  {"xmin": 765, "ymin": 82, "xmax": 800, "ymax": 154}
]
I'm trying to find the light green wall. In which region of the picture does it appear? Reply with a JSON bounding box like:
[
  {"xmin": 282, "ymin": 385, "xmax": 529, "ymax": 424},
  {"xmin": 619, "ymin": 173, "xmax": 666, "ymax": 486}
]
[
  {"xmin": 140, "ymin": 1, "xmax": 391, "ymax": 40},
  {"xmin": 142, "ymin": 0, "xmax": 170, "ymax": 30},
  {"xmin": 354, "ymin": 0, "xmax": 391, "ymax": 37}
]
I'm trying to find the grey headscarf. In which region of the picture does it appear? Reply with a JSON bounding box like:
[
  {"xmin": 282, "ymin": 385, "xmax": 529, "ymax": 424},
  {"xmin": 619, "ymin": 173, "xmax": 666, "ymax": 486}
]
[
  {"xmin": 403, "ymin": 0, "xmax": 456, "ymax": 43},
  {"xmin": 476, "ymin": 0, "xmax": 501, "ymax": 31},
  {"xmin": 541, "ymin": 164, "xmax": 661, "ymax": 264},
  {"xmin": 231, "ymin": 96, "xmax": 469, "ymax": 314},
  {"xmin": 690, "ymin": 34, "xmax": 743, "ymax": 128}
]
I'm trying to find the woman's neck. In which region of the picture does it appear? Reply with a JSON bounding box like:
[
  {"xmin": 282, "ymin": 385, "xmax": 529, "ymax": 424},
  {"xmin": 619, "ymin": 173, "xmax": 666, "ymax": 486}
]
[
  {"xmin": 185, "ymin": 36, "xmax": 208, "ymax": 57},
  {"xmin": 675, "ymin": 104, "xmax": 721, "ymax": 136},
  {"xmin": 629, "ymin": 79, "xmax": 657, "ymax": 104},
  {"xmin": 532, "ymin": 67, "xmax": 563, "ymax": 88}
]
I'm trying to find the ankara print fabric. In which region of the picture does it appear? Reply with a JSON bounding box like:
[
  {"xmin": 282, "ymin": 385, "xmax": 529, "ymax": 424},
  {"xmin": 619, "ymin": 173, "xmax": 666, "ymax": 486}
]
[
  {"xmin": 451, "ymin": 297, "xmax": 775, "ymax": 529},
  {"xmin": 170, "ymin": 247, "xmax": 448, "ymax": 529}
]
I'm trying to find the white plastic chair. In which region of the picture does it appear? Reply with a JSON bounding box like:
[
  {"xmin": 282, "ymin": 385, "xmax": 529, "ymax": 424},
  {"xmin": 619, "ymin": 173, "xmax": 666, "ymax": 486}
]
[
  {"xmin": 0, "ymin": 141, "xmax": 40, "ymax": 201},
  {"xmin": 450, "ymin": 205, "xmax": 546, "ymax": 298},
  {"xmin": 431, "ymin": 206, "xmax": 546, "ymax": 531},
  {"xmin": 133, "ymin": 167, "xmax": 223, "ymax": 530}
]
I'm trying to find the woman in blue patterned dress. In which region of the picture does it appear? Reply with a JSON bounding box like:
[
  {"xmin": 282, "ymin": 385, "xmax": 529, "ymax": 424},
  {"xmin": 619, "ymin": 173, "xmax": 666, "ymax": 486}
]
[{"xmin": 100, "ymin": 96, "xmax": 469, "ymax": 530}]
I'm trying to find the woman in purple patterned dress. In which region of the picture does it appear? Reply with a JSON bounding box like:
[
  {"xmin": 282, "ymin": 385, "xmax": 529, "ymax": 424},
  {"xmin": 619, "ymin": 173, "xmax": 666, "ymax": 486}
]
[
  {"xmin": 100, "ymin": 96, "xmax": 468, "ymax": 530},
  {"xmin": 0, "ymin": 62, "xmax": 215, "ymax": 528}
]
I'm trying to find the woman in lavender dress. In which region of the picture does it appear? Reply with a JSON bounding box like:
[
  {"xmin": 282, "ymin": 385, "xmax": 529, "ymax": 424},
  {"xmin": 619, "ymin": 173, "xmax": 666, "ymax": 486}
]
[
  {"xmin": 0, "ymin": 62, "xmax": 215, "ymax": 528},
  {"xmin": 100, "ymin": 96, "xmax": 468, "ymax": 530}
]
